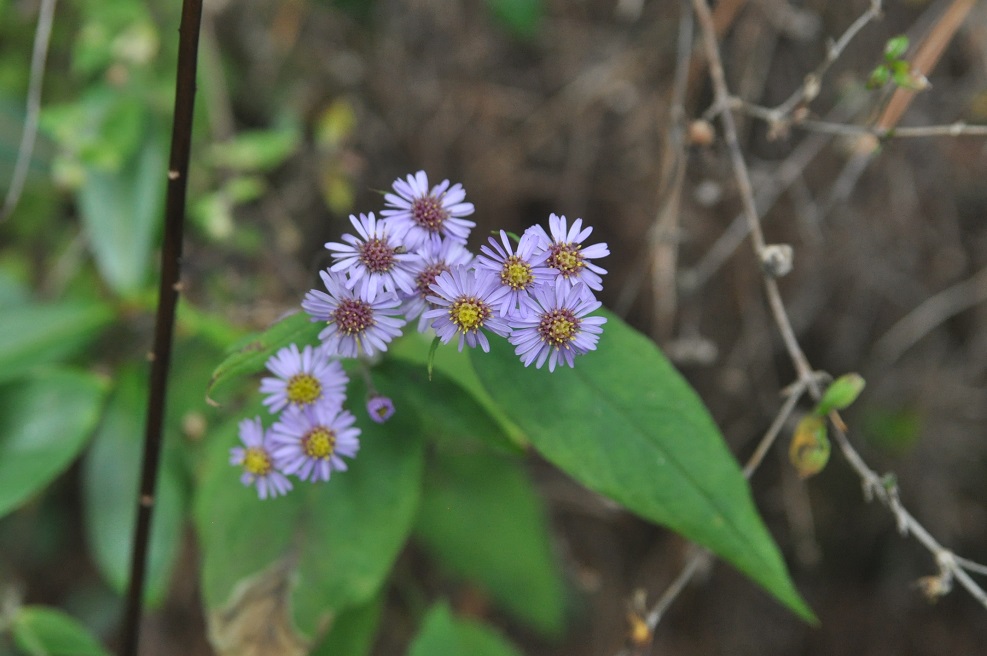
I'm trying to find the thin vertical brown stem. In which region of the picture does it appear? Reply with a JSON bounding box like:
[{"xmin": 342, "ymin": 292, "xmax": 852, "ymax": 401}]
[{"xmin": 119, "ymin": 0, "xmax": 203, "ymax": 654}]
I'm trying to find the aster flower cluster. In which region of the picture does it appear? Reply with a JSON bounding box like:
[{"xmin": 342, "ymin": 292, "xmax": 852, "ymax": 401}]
[
  {"xmin": 232, "ymin": 171, "xmax": 609, "ymax": 498},
  {"xmin": 231, "ymin": 342, "xmax": 361, "ymax": 499}
]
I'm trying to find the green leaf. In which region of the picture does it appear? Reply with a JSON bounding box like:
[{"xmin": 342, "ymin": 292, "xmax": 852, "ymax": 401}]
[
  {"xmin": 11, "ymin": 606, "xmax": 110, "ymax": 656},
  {"xmin": 308, "ymin": 596, "xmax": 382, "ymax": 656},
  {"xmin": 195, "ymin": 376, "xmax": 424, "ymax": 644},
  {"xmin": 889, "ymin": 60, "xmax": 928, "ymax": 91},
  {"xmin": 77, "ymin": 123, "xmax": 167, "ymax": 296},
  {"xmin": 388, "ymin": 331, "xmax": 524, "ymax": 446},
  {"xmin": 815, "ymin": 373, "xmax": 865, "ymax": 415},
  {"xmin": 867, "ymin": 65, "xmax": 890, "ymax": 89},
  {"xmin": 0, "ymin": 369, "xmax": 106, "ymax": 519},
  {"xmin": 82, "ymin": 367, "xmax": 185, "ymax": 606},
  {"xmin": 206, "ymin": 311, "xmax": 323, "ymax": 404},
  {"xmin": 207, "ymin": 125, "xmax": 301, "ymax": 172},
  {"xmin": 374, "ymin": 359, "xmax": 519, "ymax": 454},
  {"xmin": 485, "ymin": 0, "xmax": 543, "ymax": 41},
  {"xmin": 408, "ymin": 603, "xmax": 524, "ymax": 656},
  {"xmin": 788, "ymin": 415, "xmax": 830, "ymax": 479},
  {"xmin": 0, "ymin": 267, "xmax": 30, "ymax": 308},
  {"xmin": 0, "ymin": 301, "xmax": 113, "ymax": 384},
  {"xmin": 416, "ymin": 448, "xmax": 565, "ymax": 637},
  {"xmin": 883, "ymin": 35, "xmax": 910, "ymax": 61},
  {"xmin": 470, "ymin": 309, "xmax": 814, "ymax": 621}
]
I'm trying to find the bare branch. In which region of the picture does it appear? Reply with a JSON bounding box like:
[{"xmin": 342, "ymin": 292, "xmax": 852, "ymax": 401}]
[
  {"xmin": 771, "ymin": 0, "xmax": 884, "ymax": 120},
  {"xmin": 632, "ymin": 1, "xmax": 987, "ymax": 643},
  {"xmin": 0, "ymin": 0, "xmax": 57, "ymax": 223},
  {"xmin": 873, "ymin": 263, "xmax": 987, "ymax": 366}
]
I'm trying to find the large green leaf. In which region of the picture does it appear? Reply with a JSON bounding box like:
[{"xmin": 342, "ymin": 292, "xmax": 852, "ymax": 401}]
[
  {"xmin": 388, "ymin": 331, "xmax": 524, "ymax": 446},
  {"xmin": 408, "ymin": 603, "xmax": 524, "ymax": 656},
  {"xmin": 470, "ymin": 309, "xmax": 813, "ymax": 621},
  {"xmin": 0, "ymin": 267, "xmax": 30, "ymax": 307},
  {"xmin": 77, "ymin": 124, "xmax": 167, "ymax": 296},
  {"xmin": 11, "ymin": 606, "xmax": 110, "ymax": 656},
  {"xmin": 308, "ymin": 595, "xmax": 382, "ymax": 656},
  {"xmin": 373, "ymin": 358, "xmax": 519, "ymax": 455},
  {"xmin": 82, "ymin": 366, "xmax": 185, "ymax": 606},
  {"xmin": 196, "ymin": 376, "xmax": 424, "ymax": 647},
  {"xmin": 0, "ymin": 370, "xmax": 107, "ymax": 519},
  {"xmin": 0, "ymin": 301, "xmax": 113, "ymax": 384},
  {"xmin": 206, "ymin": 311, "xmax": 323, "ymax": 404},
  {"xmin": 416, "ymin": 448, "xmax": 565, "ymax": 637}
]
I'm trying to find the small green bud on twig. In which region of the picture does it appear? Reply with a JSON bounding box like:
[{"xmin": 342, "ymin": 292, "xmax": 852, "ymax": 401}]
[{"xmin": 815, "ymin": 373, "xmax": 866, "ymax": 415}]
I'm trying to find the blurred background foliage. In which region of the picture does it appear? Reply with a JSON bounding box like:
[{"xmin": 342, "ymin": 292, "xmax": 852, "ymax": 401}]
[{"xmin": 2, "ymin": 0, "xmax": 987, "ymax": 654}]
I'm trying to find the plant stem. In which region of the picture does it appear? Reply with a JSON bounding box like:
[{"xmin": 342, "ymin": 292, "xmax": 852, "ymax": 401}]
[{"xmin": 119, "ymin": 1, "xmax": 203, "ymax": 654}]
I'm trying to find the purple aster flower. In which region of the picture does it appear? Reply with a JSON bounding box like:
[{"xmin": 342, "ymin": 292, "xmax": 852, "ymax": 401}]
[
  {"xmin": 366, "ymin": 395, "xmax": 395, "ymax": 424},
  {"xmin": 230, "ymin": 417, "xmax": 293, "ymax": 499},
  {"xmin": 380, "ymin": 170, "xmax": 476, "ymax": 249},
  {"xmin": 302, "ymin": 270, "xmax": 407, "ymax": 358},
  {"xmin": 508, "ymin": 279, "xmax": 607, "ymax": 372},
  {"xmin": 270, "ymin": 403, "xmax": 360, "ymax": 483},
  {"xmin": 259, "ymin": 343, "xmax": 349, "ymax": 413},
  {"xmin": 401, "ymin": 237, "xmax": 474, "ymax": 332},
  {"xmin": 325, "ymin": 212, "xmax": 421, "ymax": 302},
  {"xmin": 475, "ymin": 229, "xmax": 552, "ymax": 316},
  {"xmin": 529, "ymin": 213, "xmax": 610, "ymax": 291},
  {"xmin": 423, "ymin": 266, "xmax": 512, "ymax": 352}
]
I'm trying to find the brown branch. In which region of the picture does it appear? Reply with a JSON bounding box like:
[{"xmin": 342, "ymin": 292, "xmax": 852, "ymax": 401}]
[
  {"xmin": 694, "ymin": 0, "xmax": 987, "ymax": 615},
  {"xmin": 874, "ymin": 0, "xmax": 975, "ymax": 132},
  {"xmin": 627, "ymin": 2, "xmax": 987, "ymax": 646},
  {"xmin": 770, "ymin": 0, "xmax": 884, "ymax": 121},
  {"xmin": 119, "ymin": 0, "xmax": 204, "ymax": 654}
]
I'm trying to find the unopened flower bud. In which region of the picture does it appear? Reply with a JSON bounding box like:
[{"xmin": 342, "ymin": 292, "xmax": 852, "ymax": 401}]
[
  {"xmin": 687, "ymin": 120, "xmax": 715, "ymax": 147},
  {"xmin": 367, "ymin": 395, "xmax": 395, "ymax": 423},
  {"xmin": 760, "ymin": 244, "xmax": 794, "ymax": 278}
]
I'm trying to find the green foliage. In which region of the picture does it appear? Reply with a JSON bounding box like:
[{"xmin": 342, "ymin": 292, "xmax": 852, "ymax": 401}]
[
  {"xmin": 415, "ymin": 448, "xmax": 566, "ymax": 637},
  {"xmin": 0, "ymin": 370, "xmax": 107, "ymax": 519},
  {"xmin": 206, "ymin": 124, "xmax": 301, "ymax": 172},
  {"xmin": 387, "ymin": 330, "xmax": 525, "ymax": 446},
  {"xmin": 862, "ymin": 407, "xmax": 923, "ymax": 455},
  {"xmin": 485, "ymin": 0, "xmax": 543, "ymax": 41},
  {"xmin": 207, "ymin": 312, "xmax": 324, "ymax": 404},
  {"xmin": 470, "ymin": 308, "xmax": 814, "ymax": 621},
  {"xmin": 9, "ymin": 606, "xmax": 110, "ymax": 656},
  {"xmin": 82, "ymin": 366, "xmax": 186, "ymax": 607},
  {"xmin": 376, "ymin": 359, "xmax": 519, "ymax": 455},
  {"xmin": 408, "ymin": 602, "xmax": 524, "ymax": 656},
  {"xmin": 883, "ymin": 35, "xmax": 910, "ymax": 61},
  {"xmin": 196, "ymin": 372, "xmax": 425, "ymax": 638},
  {"xmin": 788, "ymin": 415, "xmax": 830, "ymax": 479},
  {"xmin": 308, "ymin": 596, "xmax": 382, "ymax": 656},
  {"xmin": 867, "ymin": 34, "xmax": 927, "ymax": 92},
  {"xmin": 815, "ymin": 373, "xmax": 866, "ymax": 415},
  {"xmin": 0, "ymin": 301, "xmax": 113, "ymax": 384},
  {"xmin": 76, "ymin": 125, "xmax": 168, "ymax": 296}
]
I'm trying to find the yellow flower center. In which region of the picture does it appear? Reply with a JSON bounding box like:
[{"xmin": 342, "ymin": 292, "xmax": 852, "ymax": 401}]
[
  {"xmin": 303, "ymin": 427, "xmax": 336, "ymax": 460},
  {"xmin": 539, "ymin": 309, "xmax": 579, "ymax": 347},
  {"xmin": 243, "ymin": 447, "xmax": 272, "ymax": 476},
  {"xmin": 286, "ymin": 374, "xmax": 322, "ymax": 406},
  {"xmin": 450, "ymin": 298, "xmax": 487, "ymax": 332},
  {"xmin": 548, "ymin": 244, "xmax": 584, "ymax": 277},
  {"xmin": 502, "ymin": 257, "xmax": 533, "ymax": 290}
]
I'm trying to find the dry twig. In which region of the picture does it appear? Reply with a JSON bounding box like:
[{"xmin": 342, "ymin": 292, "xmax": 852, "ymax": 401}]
[
  {"xmin": 627, "ymin": 0, "xmax": 987, "ymax": 648},
  {"xmin": 0, "ymin": 0, "xmax": 57, "ymax": 222}
]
